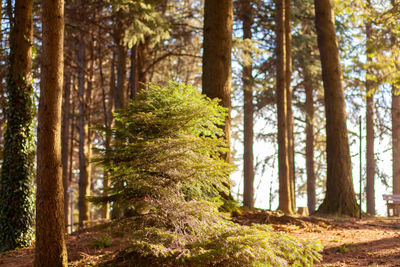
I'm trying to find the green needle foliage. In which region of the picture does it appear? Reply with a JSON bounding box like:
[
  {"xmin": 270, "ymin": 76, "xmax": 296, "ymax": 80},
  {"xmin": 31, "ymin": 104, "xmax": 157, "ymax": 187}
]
[
  {"xmin": 94, "ymin": 81, "xmax": 234, "ymax": 207},
  {"xmin": 94, "ymin": 82, "xmax": 322, "ymax": 266}
]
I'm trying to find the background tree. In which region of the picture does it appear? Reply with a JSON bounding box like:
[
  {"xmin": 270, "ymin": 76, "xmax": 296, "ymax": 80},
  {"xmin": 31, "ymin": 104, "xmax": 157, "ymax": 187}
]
[
  {"xmin": 314, "ymin": 0, "xmax": 358, "ymax": 216},
  {"xmin": 0, "ymin": 0, "xmax": 35, "ymax": 251},
  {"xmin": 365, "ymin": 0, "xmax": 375, "ymax": 215},
  {"xmin": 276, "ymin": 0, "xmax": 294, "ymax": 214},
  {"xmin": 241, "ymin": 0, "xmax": 255, "ymax": 208}
]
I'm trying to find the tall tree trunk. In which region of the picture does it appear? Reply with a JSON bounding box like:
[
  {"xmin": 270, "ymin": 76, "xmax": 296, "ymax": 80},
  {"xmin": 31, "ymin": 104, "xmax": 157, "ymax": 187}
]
[
  {"xmin": 314, "ymin": 0, "xmax": 358, "ymax": 216},
  {"xmin": 365, "ymin": 0, "xmax": 375, "ymax": 215},
  {"xmin": 242, "ymin": 0, "xmax": 254, "ymax": 208},
  {"xmin": 111, "ymin": 26, "xmax": 127, "ymax": 218},
  {"xmin": 285, "ymin": 0, "xmax": 295, "ymax": 213},
  {"xmin": 77, "ymin": 32, "xmax": 90, "ymax": 227},
  {"xmin": 35, "ymin": 0, "xmax": 68, "ymax": 265},
  {"xmin": 202, "ymin": 0, "xmax": 233, "ymax": 163},
  {"xmin": 0, "ymin": 0, "xmax": 35, "ymax": 251},
  {"xmin": 62, "ymin": 70, "xmax": 71, "ymax": 230},
  {"xmin": 393, "ymin": 88, "xmax": 400, "ymax": 198},
  {"xmin": 99, "ymin": 41, "xmax": 112, "ymax": 220},
  {"xmin": 390, "ymin": 0, "xmax": 400, "ymax": 216},
  {"xmin": 276, "ymin": 0, "xmax": 293, "ymax": 214},
  {"xmin": 68, "ymin": 98, "xmax": 75, "ymax": 229},
  {"xmin": 301, "ymin": 50, "xmax": 316, "ymax": 214}
]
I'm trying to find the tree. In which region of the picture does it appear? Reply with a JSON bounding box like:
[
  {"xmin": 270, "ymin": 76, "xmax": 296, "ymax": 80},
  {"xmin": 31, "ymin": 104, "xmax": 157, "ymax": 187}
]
[
  {"xmin": 390, "ymin": 0, "xmax": 400, "ymax": 215},
  {"xmin": 34, "ymin": 0, "xmax": 68, "ymax": 265},
  {"xmin": 202, "ymin": 0, "xmax": 233, "ymax": 163},
  {"xmin": 0, "ymin": 0, "xmax": 35, "ymax": 251},
  {"xmin": 276, "ymin": 0, "xmax": 294, "ymax": 214},
  {"xmin": 365, "ymin": 0, "xmax": 375, "ymax": 215},
  {"xmin": 241, "ymin": 0, "xmax": 255, "ymax": 208},
  {"xmin": 77, "ymin": 31, "xmax": 91, "ymax": 227},
  {"xmin": 314, "ymin": 0, "xmax": 358, "ymax": 216},
  {"xmin": 285, "ymin": 0, "xmax": 296, "ymax": 213}
]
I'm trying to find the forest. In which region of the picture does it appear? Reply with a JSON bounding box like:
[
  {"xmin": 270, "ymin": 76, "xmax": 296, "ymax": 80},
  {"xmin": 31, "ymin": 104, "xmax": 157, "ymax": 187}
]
[{"xmin": 1, "ymin": 0, "xmax": 400, "ymax": 266}]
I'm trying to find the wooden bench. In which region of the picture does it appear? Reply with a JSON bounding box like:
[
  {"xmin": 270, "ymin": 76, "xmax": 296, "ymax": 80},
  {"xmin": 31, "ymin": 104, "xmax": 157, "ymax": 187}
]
[{"xmin": 383, "ymin": 195, "xmax": 400, "ymax": 217}]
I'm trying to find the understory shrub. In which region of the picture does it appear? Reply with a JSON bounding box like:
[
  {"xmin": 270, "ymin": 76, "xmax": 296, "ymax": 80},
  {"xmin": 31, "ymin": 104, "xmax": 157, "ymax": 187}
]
[{"xmin": 94, "ymin": 82, "xmax": 322, "ymax": 266}]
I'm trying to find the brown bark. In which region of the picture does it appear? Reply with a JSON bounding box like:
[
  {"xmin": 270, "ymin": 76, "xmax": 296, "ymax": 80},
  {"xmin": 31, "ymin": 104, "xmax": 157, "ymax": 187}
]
[
  {"xmin": 99, "ymin": 43, "xmax": 112, "ymax": 220},
  {"xmin": 35, "ymin": 0, "xmax": 68, "ymax": 265},
  {"xmin": 77, "ymin": 32, "xmax": 90, "ymax": 227},
  {"xmin": 391, "ymin": 1, "xmax": 400, "ymax": 214},
  {"xmin": 393, "ymin": 90, "xmax": 400, "ymax": 197},
  {"xmin": 61, "ymin": 71, "xmax": 71, "ymax": 230},
  {"xmin": 241, "ymin": 0, "xmax": 254, "ymax": 208},
  {"xmin": 285, "ymin": 0, "xmax": 296, "ymax": 212},
  {"xmin": 129, "ymin": 46, "xmax": 136, "ymax": 99},
  {"xmin": 116, "ymin": 40, "xmax": 127, "ymax": 109},
  {"xmin": 202, "ymin": 0, "xmax": 233, "ymax": 163},
  {"xmin": 304, "ymin": 70, "xmax": 316, "ymax": 214},
  {"xmin": 365, "ymin": 0, "xmax": 375, "ymax": 215},
  {"xmin": 276, "ymin": 0, "xmax": 294, "ymax": 214},
  {"xmin": 314, "ymin": 0, "xmax": 358, "ymax": 216}
]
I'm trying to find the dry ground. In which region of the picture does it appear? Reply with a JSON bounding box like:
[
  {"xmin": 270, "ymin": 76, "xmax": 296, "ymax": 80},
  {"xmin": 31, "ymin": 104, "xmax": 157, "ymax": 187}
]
[{"xmin": 1, "ymin": 209, "xmax": 400, "ymax": 266}]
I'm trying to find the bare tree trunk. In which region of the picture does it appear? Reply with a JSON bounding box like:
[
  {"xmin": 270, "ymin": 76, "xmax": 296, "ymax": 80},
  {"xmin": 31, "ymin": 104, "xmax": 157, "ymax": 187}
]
[
  {"xmin": 129, "ymin": 46, "xmax": 136, "ymax": 99},
  {"xmin": 314, "ymin": 0, "xmax": 358, "ymax": 216},
  {"xmin": 390, "ymin": 0, "xmax": 400, "ymax": 216},
  {"xmin": 365, "ymin": 0, "xmax": 375, "ymax": 215},
  {"xmin": 68, "ymin": 97, "xmax": 75, "ymax": 228},
  {"xmin": 35, "ymin": 0, "xmax": 68, "ymax": 265},
  {"xmin": 242, "ymin": 0, "xmax": 254, "ymax": 208},
  {"xmin": 393, "ymin": 89, "xmax": 400, "ymax": 198},
  {"xmin": 62, "ymin": 70, "xmax": 71, "ymax": 230},
  {"xmin": 99, "ymin": 41, "xmax": 112, "ymax": 220},
  {"xmin": 77, "ymin": 32, "xmax": 90, "ymax": 227},
  {"xmin": 276, "ymin": 0, "xmax": 293, "ymax": 214},
  {"xmin": 202, "ymin": 0, "xmax": 233, "ymax": 163},
  {"xmin": 303, "ymin": 64, "xmax": 316, "ymax": 214},
  {"xmin": 285, "ymin": 0, "xmax": 295, "ymax": 213}
]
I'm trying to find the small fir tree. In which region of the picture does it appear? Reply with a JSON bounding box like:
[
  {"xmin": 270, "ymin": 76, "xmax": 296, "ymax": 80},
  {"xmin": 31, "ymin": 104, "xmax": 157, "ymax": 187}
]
[{"xmin": 94, "ymin": 82, "xmax": 322, "ymax": 266}]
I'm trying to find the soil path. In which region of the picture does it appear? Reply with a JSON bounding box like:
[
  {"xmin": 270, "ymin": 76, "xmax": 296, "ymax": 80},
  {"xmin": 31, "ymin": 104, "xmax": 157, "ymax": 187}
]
[
  {"xmin": 1, "ymin": 210, "xmax": 400, "ymax": 266},
  {"xmin": 235, "ymin": 209, "xmax": 400, "ymax": 266}
]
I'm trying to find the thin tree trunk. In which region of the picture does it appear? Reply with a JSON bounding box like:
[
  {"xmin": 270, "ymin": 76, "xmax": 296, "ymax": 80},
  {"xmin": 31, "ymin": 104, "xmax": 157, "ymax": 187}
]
[
  {"xmin": 365, "ymin": 0, "xmax": 375, "ymax": 215},
  {"xmin": 77, "ymin": 32, "xmax": 90, "ymax": 227},
  {"xmin": 285, "ymin": 0, "xmax": 295, "ymax": 213},
  {"xmin": 99, "ymin": 41, "xmax": 111, "ymax": 220},
  {"xmin": 115, "ymin": 27, "xmax": 127, "ymax": 109},
  {"xmin": 276, "ymin": 0, "xmax": 293, "ymax": 214},
  {"xmin": 314, "ymin": 0, "xmax": 358, "ymax": 216},
  {"xmin": 129, "ymin": 46, "xmax": 136, "ymax": 99},
  {"xmin": 0, "ymin": 0, "xmax": 4, "ymax": 153},
  {"xmin": 304, "ymin": 65, "xmax": 316, "ymax": 214},
  {"xmin": 202, "ymin": 0, "xmax": 233, "ymax": 163},
  {"xmin": 35, "ymin": 0, "xmax": 68, "ymax": 265},
  {"xmin": 62, "ymin": 70, "xmax": 71, "ymax": 230},
  {"xmin": 242, "ymin": 0, "xmax": 254, "ymax": 208},
  {"xmin": 0, "ymin": 0, "xmax": 35, "ymax": 250}
]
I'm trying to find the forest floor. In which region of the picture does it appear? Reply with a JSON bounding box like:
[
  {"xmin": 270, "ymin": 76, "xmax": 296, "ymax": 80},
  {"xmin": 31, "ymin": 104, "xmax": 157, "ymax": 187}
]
[{"xmin": 1, "ymin": 208, "xmax": 400, "ymax": 266}]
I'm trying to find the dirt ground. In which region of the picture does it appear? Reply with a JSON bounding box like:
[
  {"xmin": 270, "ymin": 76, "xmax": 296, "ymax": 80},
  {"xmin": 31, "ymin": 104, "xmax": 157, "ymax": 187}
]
[{"xmin": 1, "ymin": 209, "xmax": 400, "ymax": 266}]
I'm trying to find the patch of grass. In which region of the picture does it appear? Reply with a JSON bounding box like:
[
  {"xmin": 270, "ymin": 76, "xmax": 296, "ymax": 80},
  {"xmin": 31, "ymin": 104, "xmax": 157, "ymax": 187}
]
[{"xmin": 91, "ymin": 234, "xmax": 112, "ymax": 249}]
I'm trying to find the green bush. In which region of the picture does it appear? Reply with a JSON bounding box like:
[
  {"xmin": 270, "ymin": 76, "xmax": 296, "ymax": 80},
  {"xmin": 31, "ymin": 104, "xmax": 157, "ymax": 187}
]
[{"xmin": 95, "ymin": 82, "xmax": 322, "ymax": 266}]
